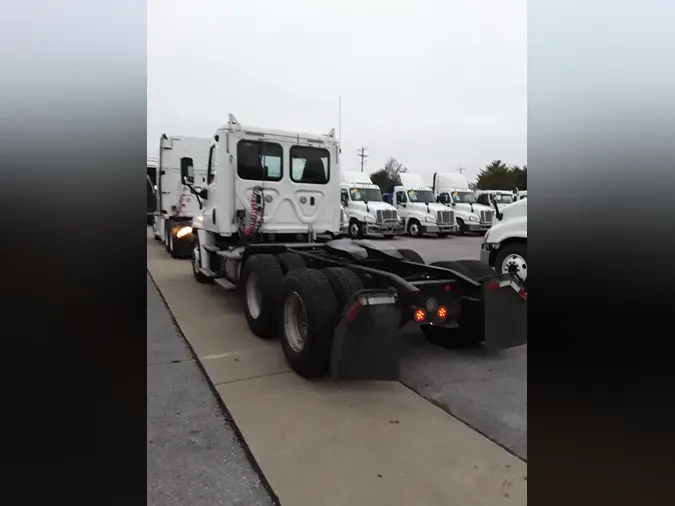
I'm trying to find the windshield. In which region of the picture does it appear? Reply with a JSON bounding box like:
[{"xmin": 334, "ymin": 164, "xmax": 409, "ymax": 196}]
[
  {"xmin": 407, "ymin": 190, "xmax": 435, "ymax": 203},
  {"xmin": 350, "ymin": 187, "xmax": 382, "ymax": 202},
  {"xmin": 450, "ymin": 191, "xmax": 477, "ymax": 204}
]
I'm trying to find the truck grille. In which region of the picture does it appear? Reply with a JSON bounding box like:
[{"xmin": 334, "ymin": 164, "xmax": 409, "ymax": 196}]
[
  {"xmin": 376, "ymin": 210, "xmax": 398, "ymax": 223},
  {"xmin": 436, "ymin": 210, "xmax": 454, "ymax": 224},
  {"xmin": 480, "ymin": 210, "xmax": 494, "ymax": 223}
]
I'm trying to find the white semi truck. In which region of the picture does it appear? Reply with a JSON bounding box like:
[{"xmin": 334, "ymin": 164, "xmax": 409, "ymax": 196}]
[
  {"xmin": 480, "ymin": 198, "xmax": 527, "ymax": 287},
  {"xmin": 340, "ymin": 170, "xmax": 404, "ymax": 238},
  {"xmin": 152, "ymin": 135, "xmax": 211, "ymax": 257},
  {"xmin": 431, "ymin": 172, "xmax": 494, "ymax": 235},
  {"xmin": 476, "ymin": 189, "xmax": 516, "ymax": 208},
  {"xmin": 181, "ymin": 115, "xmax": 527, "ymax": 381},
  {"xmin": 393, "ymin": 173, "xmax": 456, "ymax": 237}
]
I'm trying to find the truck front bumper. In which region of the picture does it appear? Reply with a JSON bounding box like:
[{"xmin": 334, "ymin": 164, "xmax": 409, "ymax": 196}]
[
  {"xmin": 480, "ymin": 242, "xmax": 496, "ymax": 266},
  {"xmin": 365, "ymin": 222, "xmax": 406, "ymax": 236},
  {"xmin": 467, "ymin": 222, "xmax": 492, "ymax": 232},
  {"xmin": 423, "ymin": 223, "xmax": 456, "ymax": 234}
]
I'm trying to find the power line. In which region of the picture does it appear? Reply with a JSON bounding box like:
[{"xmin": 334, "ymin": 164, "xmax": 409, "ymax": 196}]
[{"xmin": 357, "ymin": 146, "xmax": 368, "ymax": 172}]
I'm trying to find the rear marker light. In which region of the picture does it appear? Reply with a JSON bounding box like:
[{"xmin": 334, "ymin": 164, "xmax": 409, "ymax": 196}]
[
  {"xmin": 436, "ymin": 306, "xmax": 448, "ymax": 320},
  {"xmin": 413, "ymin": 308, "xmax": 426, "ymax": 323},
  {"xmin": 445, "ymin": 284, "xmax": 451, "ymax": 292},
  {"xmin": 345, "ymin": 302, "xmax": 363, "ymax": 322}
]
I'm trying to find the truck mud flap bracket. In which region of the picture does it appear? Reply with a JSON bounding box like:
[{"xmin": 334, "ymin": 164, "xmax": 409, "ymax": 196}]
[{"xmin": 330, "ymin": 290, "xmax": 402, "ymax": 381}]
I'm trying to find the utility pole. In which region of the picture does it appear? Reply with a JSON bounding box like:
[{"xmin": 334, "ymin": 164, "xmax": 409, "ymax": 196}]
[
  {"xmin": 457, "ymin": 167, "xmax": 465, "ymax": 175},
  {"xmin": 357, "ymin": 146, "xmax": 368, "ymax": 172}
]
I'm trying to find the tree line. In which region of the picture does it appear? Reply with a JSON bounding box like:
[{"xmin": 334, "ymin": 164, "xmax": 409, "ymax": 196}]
[{"xmin": 369, "ymin": 158, "xmax": 527, "ymax": 194}]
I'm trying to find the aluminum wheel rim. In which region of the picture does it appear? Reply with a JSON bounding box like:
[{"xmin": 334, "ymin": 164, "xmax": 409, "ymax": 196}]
[
  {"xmin": 246, "ymin": 272, "xmax": 262, "ymax": 319},
  {"xmin": 502, "ymin": 253, "xmax": 527, "ymax": 282},
  {"xmin": 410, "ymin": 223, "xmax": 419, "ymax": 236},
  {"xmin": 350, "ymin": 223, "xmax": 359, "ymax": 237},
  {"xmin": 169, "ymin": 233, "xmax": 174, "ymax": 251},
  {"xmin": 284, "ymin": 291, "xmax": 308, "ymax": 353}
]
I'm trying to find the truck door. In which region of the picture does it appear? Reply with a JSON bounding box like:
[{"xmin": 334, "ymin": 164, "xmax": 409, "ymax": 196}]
[{"xmin": 395, "ymin": 190, "xmax": 410, "ymax": 220}]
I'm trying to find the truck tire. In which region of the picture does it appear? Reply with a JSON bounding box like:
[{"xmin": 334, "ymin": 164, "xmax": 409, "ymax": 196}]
[
  {"xmin": 421, "ymin": 319, "xmax": 484, "ymax": 350},
  {"xmin": 348, "ymin": 219, "xmax": 363, "ymax": 239},
  {"xmin": 454, "ymin": 259, "xmax": 496, "ymax": 280},
  {"xmin": 398, "ymin": 248, "xmax": 425, "ymax": 264},
  {"xmin": 279, "ymin": 269, "xmax": 338, "ymax": 378},
  {"xmin": 456, "ymin": 219, "xmax": 466, "ymax": 236},
  {"xmin": 407, "ymin": 218, "xmax": 423, "ymax": 237},
  {"xmin": 276, "ymin": 252, "xmax": 306, "ymax": 274},
  {"xmin": 321, "ymin": 267, "xmax": 364, "ymax": 319},
  {"xmin": 191, "ymin": 236, "xmax": 213, "ymax": 284},
  {"xmin": 242, "ymin": 254, "xmax": 285, "ymax": 339},
  {"xmin": 494, "ymin": 243, "xmax": 527, "ymax": 286}
]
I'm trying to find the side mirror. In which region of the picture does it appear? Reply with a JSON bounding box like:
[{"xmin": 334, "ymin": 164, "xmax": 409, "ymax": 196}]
[
  {"xmin": 451, "ymin": 201, "xmax": 456, "ymax": 207},
  {"xmin": 198, "ymin": 188, "xmax": 208, "ymax": 200},
  {"xmin": 341, "ymin": 197, "xmax": 349, "ymax": 207},
  {"xmin": 181, "ymin": 164, "xmax": 195, "ymax": 185}
]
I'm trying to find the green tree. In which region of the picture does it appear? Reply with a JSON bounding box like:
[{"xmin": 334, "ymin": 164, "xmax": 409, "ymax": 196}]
[
  {"xmin": 370, "ymin": 157, "xmax": 408, "ymax": 193},
  {"xmin": 475, "ymin": 160, "xmax": 526, "ymax": 191}
]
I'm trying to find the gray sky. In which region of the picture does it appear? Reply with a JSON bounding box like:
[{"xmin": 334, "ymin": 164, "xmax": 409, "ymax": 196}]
[{"xmin": 148, "ymin": 0, "xmax": 526, "ymax": 185}]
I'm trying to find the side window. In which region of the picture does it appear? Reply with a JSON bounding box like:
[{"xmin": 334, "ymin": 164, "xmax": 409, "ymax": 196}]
[
  {"xmin": 340, "ymin": 189, "xmax": 349, "ymax": 205},
  {"xmin": 180, "ymin": 157, "xmax": 194, "ymax": 183},
  {"xmin": 206, "ymin": 145, "xmax": 216, "ymax": 184},
  {"xmin": 237, "ymin": 141, "xmax": 283, "ymax": 181},
  {"xmin": 396, "ymin": 191, "xmax": 407, "ymax": 204},
  {"xmin": 290, "ymin": 146, "xmax": 330, "ymax": 184}
]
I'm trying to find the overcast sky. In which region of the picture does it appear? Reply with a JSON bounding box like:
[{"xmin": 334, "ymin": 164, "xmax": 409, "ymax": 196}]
[{"xmin": 148, "ymin": 0, "xmax": 526, "ymax": 184}]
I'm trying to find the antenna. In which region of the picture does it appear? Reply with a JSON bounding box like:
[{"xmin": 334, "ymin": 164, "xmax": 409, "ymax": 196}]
[
  {"xmin": 338, "ymin": 96, "xmax": 342, "ymax": 153},
  {"xmin": 357, "ymin": 146, "xmax": 368, "ymax": 172}
]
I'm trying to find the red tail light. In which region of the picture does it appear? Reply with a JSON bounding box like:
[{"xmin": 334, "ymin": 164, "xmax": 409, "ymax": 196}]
[{"xmin": 436, "ymin": 306, "xmax": 448, "ymax": 320}]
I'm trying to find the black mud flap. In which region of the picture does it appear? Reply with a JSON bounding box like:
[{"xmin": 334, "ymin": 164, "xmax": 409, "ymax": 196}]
[
  {"xmin": 330, "ymin": 290, "xmax": 401, "ymax": 381},
  {"xmin": 482, "ymin": 276, "xmax": 528, "ymax": 351}
]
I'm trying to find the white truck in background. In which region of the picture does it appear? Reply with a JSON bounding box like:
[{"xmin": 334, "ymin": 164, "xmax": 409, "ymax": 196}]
[
  {"xmin": 480, "ymin": 198, "xmax": 527, "ymax": 287},
  {"xmin": 432, "ymin": 172, "xmax": 495, "ymax": 235},
  {"xmin": 393, "ymin": 173, "xmax": 456, "ymax": 237},
  {"xmin": 476, "ymin": 190, "xmax": 516, "ymax": 208},
  {"xmin": 340, "ymin": 171, "xmax": 404, "ymax": 238},
  {"xmin": 152, "ymin": 135, "xmax": 211, "ymax": 257},
  {"xmin": 514, "ymin": 190, "xmax": 527, "ymax": 201}
]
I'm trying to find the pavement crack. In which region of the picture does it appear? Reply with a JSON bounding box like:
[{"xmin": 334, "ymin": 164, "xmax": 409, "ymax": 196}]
[{"xmin": 213, "ymin": 370, "xmax": 290, "ymax": 387}]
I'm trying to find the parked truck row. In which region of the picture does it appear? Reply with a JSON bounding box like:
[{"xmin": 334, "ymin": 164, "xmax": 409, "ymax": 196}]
[{"xmin": 148, "ymin": 115, "xmax": 527, "ymax": 382}]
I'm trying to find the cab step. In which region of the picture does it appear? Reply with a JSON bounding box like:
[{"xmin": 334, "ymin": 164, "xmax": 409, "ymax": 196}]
[
  {"xmin": 214, "ymin": 278, "xmax": 238, "ymax": 291},
  {"xmin": 217, "ymin": 249, "xmax": 243, "ymax": 260},
  {"xmin": 202, "ymin": 244, "xmax": 221, "ymax": 253},
  {"xmin": 198, "ymin": 267, "xmax": 218, "ymax": 278}
]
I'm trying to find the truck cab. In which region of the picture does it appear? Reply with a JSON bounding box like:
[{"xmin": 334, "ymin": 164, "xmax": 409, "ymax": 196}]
[
  {"xmin": 152, "ymin": 135, "xmax": 211, "ymax": 257},
  {"xmin": 432, "ymin": 172, "xmax": 495, "ymax": 235},
  {"xmin": 476, "ymin": 190, "xmax": 516, "ymax": 208},
  {"xmin": 393, "ymin": 174, "xmax": 456, "ymax": 237},
  {"xmin": 340, "ymin": 170, "xmax": 404, "ymax": 238},
  {"xmin": 480, "ymin": 198, "xmax": 527, "ymax": 286}
]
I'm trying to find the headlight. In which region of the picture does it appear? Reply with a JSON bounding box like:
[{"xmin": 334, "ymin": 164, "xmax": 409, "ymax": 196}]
[
  {"xmin": 176, "ymin": 226, "xmax": 193, "ymax": 239},
  {"xmin": 425, "ymin": 216, "xmax": 436, "ymax": 223},
  {"xmin": 365, "ymin": 215, "xmax": 375, "ymax": 223},
  {"xmin": 469, "ymin": 215, "xmax": 479, "ymax": 222}
]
